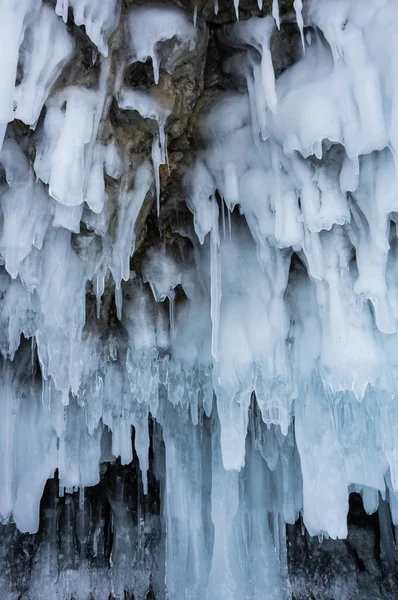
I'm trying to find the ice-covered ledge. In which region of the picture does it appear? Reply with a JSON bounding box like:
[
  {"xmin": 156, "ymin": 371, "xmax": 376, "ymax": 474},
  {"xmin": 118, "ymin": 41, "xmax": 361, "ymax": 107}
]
[{"xmin": 0, "ymin": 1, "xmax": 398, "ymax": 599}]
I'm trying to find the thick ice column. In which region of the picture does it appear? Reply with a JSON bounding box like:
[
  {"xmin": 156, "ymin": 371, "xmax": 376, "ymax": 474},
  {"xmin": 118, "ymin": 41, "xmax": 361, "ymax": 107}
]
[
  {"xmin": 14, "ymin": 4, "xmax": 74, "ymax": 126},
  {"xmin": 58, "ymin": 400, "xmax": 102, "ymax": 492},
  {"xmin": 297, "ymin": 225, "xmax": 380, "ymax": 398},
  {"xmin": 335, "ymin": 389, "xmax": 387, "ymax": 495},
  {"xmin": 29, "ymin": 483, "xmax": 59, "ymax": 600},
  {"xmin": 13, "ymin": 381, "xmax": 58, "ymax": 533},
  {"xmin": 206, "ymin": 415, "xmax": 245, "ymax": 599},
  {"xmin": 0, "ymin": 141, "xmax": 52, "ymax": 278},
  {"xmin": 0, "ymin": 364, "xmax": 20, "ymax": 523},
  {"xmin": 379, "ymin": 390, "xmax": 398, "ymax": 494},
  {"xmin": 238, "ymin": 437, "xmax": 285, "ymax": 600},
  {"xmin": 160, "ymin": 403, "xmax": 210, "ymax": 599},
  {"xmin": 17, "ymin": 227, "xmax": 86, "ymax": 395},
  {"xmin": 295, "ymin": 380, "xmax": 348, "ymax": 539},
  {"xmin": 107, "ymin": 475, "xmax": 137, "ymax": 598}
]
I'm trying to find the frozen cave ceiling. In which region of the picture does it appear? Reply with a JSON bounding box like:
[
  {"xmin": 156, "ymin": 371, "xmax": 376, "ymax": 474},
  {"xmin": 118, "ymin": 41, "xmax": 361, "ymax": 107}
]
[{"xmin": 1, "ymin": 0, "xmax": 398, "ymax": 599}]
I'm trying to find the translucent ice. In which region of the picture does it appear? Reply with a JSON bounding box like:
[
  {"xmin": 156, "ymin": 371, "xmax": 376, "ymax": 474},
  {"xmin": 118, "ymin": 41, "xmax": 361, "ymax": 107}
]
[{"xmin": 2, "ymin": 0, "xmax": 398, "ymax": 598}]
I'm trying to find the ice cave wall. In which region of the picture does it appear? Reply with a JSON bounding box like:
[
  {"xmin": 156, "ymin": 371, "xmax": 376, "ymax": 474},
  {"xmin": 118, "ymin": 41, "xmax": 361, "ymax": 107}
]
[{"xmin": 1, "ymin": 0, "xmax": 398, "ymax": 598}]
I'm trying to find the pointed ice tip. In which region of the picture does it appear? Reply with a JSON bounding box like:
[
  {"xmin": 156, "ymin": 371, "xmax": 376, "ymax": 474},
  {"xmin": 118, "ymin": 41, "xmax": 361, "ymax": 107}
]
[
  {"xmin": 234, "ymin": 0, "xmax": 239, "ymax": 20},
  {"xmin": 293, "ymin": 0, "xmax": 305, "ymax": 54},
  {"xmin": 272, "ymin": 0, "xmax": 280, "ymax": 29}
]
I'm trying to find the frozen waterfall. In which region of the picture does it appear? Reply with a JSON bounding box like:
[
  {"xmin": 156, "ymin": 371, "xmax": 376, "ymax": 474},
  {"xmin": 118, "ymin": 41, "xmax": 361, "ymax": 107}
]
[{"xmin": 1, "ymin": 0, "xmax": 398, "ymax": 598}]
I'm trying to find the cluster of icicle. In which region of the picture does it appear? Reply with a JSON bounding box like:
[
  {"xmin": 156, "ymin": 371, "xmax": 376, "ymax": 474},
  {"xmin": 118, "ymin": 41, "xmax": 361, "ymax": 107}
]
[{"xmin": 1, "ymin": 0, "xmax": 398, "ymax": 598}]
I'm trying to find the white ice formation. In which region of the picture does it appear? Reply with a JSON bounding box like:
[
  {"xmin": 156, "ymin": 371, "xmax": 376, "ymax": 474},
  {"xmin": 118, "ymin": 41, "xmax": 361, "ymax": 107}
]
[{"xmin": 1, "ymin": 0, "xmax": 398, "ymax": 598}]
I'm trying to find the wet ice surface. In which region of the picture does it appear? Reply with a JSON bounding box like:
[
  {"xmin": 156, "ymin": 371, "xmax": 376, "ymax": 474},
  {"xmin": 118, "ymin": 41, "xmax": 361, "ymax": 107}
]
[{"xmin": 1, "ymin": 0, "xmax": 398, "ymax": 598}]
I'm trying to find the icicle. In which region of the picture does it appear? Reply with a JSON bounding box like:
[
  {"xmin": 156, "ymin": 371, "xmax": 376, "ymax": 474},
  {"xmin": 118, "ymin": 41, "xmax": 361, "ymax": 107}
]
[
  {"xmin": 293, "ymin": 0, "xmax": 305, "ymax": 52},
  {"xmin": 253, "ymin": 63, "xmax": 269, "ymax": 139},
  {"xmin": 152, "ymin": 123, "xmax": 167, "ymax": 216},
  {"xmin": 0, "ymin": 124, "xmax": 6, "ymax": 154},
  {"xmin": 210, "ymin": 198, "xmax": 221, "ymax": 360},
  {"xmin": 169, "ymin": 292, "xmax": 176, "ymax": 339},
  {"xmin": 258, "ymin": 0, "xmax": 263, "ymax": 9},
  {"xmin": 273, "ymin": 511, "xmax": 280, "ymax": 555},
  {"xmin": 152, "ymin": 135, "xmax": 162, "ymax": 216},
  {"xmin": 206, "ymin": 416, "xmax": 246, "ymax": 596},
  {"xmin": 234, "ymin": 0, "xmax": 239, "ymax": 21},
  {"xmin": 247, "ymin": 75, "xmax": 262, "ymax": 147},
  {"xmin": 115, "ymin": 286, "xmax": 123, "ymax": 320},
  {"xmin": 227, "ymin": 16, "xmax": 277, "ymax": 112},
  {"xmin": 214, "ymin": 0, "xmax": 219, "ymax": 15},
  {"xmin": 96, "ymin": 275, "xmax": 104, "ymax": 318},
  {"xmin": 272, "ymin": 0, "xmax": 280, "ymax": 29},
  {"xmin": 31, "ymin": 337, "xmax": 36, "ymax": 372},
  {"xmin": 165, "ymin": 134, "xmax": 170, "ymax": 175},
  {"xmin": 193, "ymin": 2, "xmax": 197, "ymax": 27},
  {"xmin": 221, "ymin": 197, "xmax": 226, "ymax": 239},
  {"xmin": 223, "ymin": 162, "xmax": 240, "ymax": 209},
  {"xmin": 261, "ymin": 40, "xmax": 277, "ymax": 113},
  {"xmin": 56, "ymin": 0, "xmax": 69, "ymax": 23}
]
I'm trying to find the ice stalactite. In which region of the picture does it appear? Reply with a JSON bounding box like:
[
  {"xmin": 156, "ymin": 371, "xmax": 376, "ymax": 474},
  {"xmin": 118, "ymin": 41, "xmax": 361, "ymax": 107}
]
[
  {"xmin": 55, "ymin": 0, "xmax": 120, "ymax": 57},
  {"xmin": 1, "ymin": 0, "xmax": 398, "ymax": 599}
]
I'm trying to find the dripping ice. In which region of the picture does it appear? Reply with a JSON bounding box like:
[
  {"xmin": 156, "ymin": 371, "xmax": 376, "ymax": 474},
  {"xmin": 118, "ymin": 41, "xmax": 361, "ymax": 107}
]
[{"xmin": 0, "ymin": 0, "xmax": 398, "ymax": 598}]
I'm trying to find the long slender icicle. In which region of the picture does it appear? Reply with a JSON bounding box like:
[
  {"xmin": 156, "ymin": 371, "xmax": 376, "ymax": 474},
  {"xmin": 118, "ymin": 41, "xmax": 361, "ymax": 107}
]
[
  {"xmin": 234, "ymin": 0, "xmax": 239, "ymax": 21},
  {"xmin": 294, "ymin": 0, "xmax": 305, "ymax": 52},
  {"xmin": 210, "ymin": 197, "xmax": 221, "ymax": 360},
  {"xmin": 272, "ymin": 0, "xmax": 280, "ymax": 29}
]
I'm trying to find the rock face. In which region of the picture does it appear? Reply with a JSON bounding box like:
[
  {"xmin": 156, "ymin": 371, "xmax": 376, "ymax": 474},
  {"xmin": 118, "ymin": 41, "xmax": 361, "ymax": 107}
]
[
  {"xmin": 1, "ymin": 0, "xmax": 398, "ymax": 599},
  {"xmin": 288, "ymin": 494, "xmax": 398, "ymax": 600}
]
